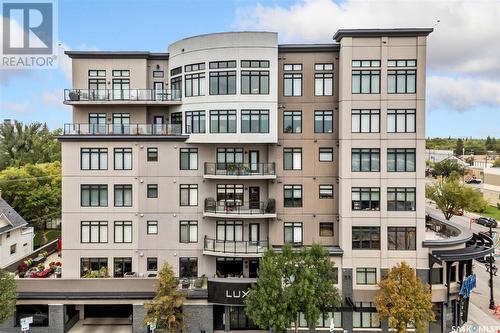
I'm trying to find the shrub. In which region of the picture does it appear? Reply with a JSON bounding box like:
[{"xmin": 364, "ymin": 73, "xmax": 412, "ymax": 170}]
[
  {"xmin": 39, "ymin": 250, "xmax": 48, "ymax": 258},
  {"xmin": 36, "ymin": 263, "xmax": 45, "ymax": 271},
  {"xmin": 17, "ymin": 262, "xmax": 29, "ymax": 273}
]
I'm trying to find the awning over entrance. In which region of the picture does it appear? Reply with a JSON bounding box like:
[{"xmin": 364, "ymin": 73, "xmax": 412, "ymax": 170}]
[{"xmin": 429, "ymin": 233, "xmax": 494, "ymax": 267}]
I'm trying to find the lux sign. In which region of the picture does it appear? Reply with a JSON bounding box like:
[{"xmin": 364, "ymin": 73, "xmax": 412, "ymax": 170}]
[
  {"xmin": 225, "ymin": 290, "xmax": 250, "ymax": 299},
  {"xmin": 208, "ymin": 280, "xmax": 254, "ymax": 305}
]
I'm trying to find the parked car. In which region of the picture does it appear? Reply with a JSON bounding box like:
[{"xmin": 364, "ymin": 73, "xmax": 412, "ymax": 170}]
[
  {"xmin": 465, "ymin": 178, "xmax": 482, "ymax": 184},
  {"xmin": 476, "ymin": 217, "xmax": 498, "ymax": 228},
  {"xmin": 456, "ymin": 209, "xmax": 464, "ymax": 216}
]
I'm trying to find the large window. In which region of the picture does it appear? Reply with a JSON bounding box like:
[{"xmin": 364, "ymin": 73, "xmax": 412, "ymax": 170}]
[
  {"xmin": 180, "ymin": 184, "xmax": 198, "ymax": 206},
  {"xmin": 352, "ymin": 227, "xmax": 380, "ymax": 249},
  {"xmin": 241, "ymin": 70, "xmax": 269, "ymax": 94},
  {"xmin": 351, "ymin": 109, "xmax": 380, "ymax": 133},
  {"xmin": 112, "ymin": 79, "xmax": 130, "ymax": 99},
  {"xmin": 180, "ymin": 148, "xmax": 198, "ymax": 170},
  {"xmin": 284, "ymin": 71, "xmax": 302, "ymax": 96},
  {"xmin": 315, "ymin": 73, "xmax": 333, "ymax": 96},
  {"xmin": 241, "ymin": 110, "xmax": 269, "ymax": 133},
  {"xmin": 185, "ymin": 111, "xmax": 206, "ymax": 133},
  {"xmin": 284, "ymin": 222, "xmax": 303, "ymax": 245},
  {"xmin": 217, "ymin": 220, "xmax": 243, "ymax": 241},
  {"xmin": 314, "ymin": 111, "xmax": 333, "ymax": 133},
  {"xmin": 179, "ymin": 257, "xmax": 198, "ymax": 278},
  {"xmin": 217, "ymin": 184, "xmax": 244, "ymax": 203},
  {"xmin": 185, "ymin": 62, "xmax": 206, "ymax": 72},
  {"xmin": 81, "ymin": 221, "xmax": 108, "ymax": 243},
  {"xmin": 388, "ymin": 227, "xmax": 416, "ymax": 250},
  {"xmin": 114, "ymin": 148, "xmax": 132, "ymax": 170},
  {"xmin": 388, "ymin": 69, "xmax": 416, "ymax": 94},
  {"xmin": 180, "ymin": 221, "xmax": 198, "ymax": 243},
  {"xmin": 217, "ymin": 148, "xmax": 243, "ymax": 168},
  {"xmin": 284, "ymin": 185, "xmax": 302, "ymax": 207},
  {"xmin": 283, "ymin": 148, "xmax": 302, "ymax": 170},
  {"xmin": 352, "ymin": 187, "xmax": 380, "ymax": 211},
  {"xmin": 296, "ymin": 312, "xmax": 341, "ymax": 329},
  {"xmin": 81, "ymin": 185, "xmax": 108, "ymax": 207},
  {"xmin": 114, "ymin": 221, "xmax": 132, "ymax": 243},
  {"xmin": 185, "ymin": 73, "xmax": 205, "ymax": 97},
  {"xmin": 170, "ymin": 76, "xmax": 182, "ymax": 99},
  {"xmin": 81, "ymin": 148, "xmax": 107, "ymax": 170},
  {"xmin": 387, "ymin": 187, "xmax": 416, "ymax": 211},
  {"xmin": 80, "ymin": 258, "xmax": 108, "ymax": 277},
  {"xmin": 113, "ymin": 257, "xmax": 132, "ymax": 278},
  {"xmin": 283, "ymin": 111, "xmax": 302, "ymax": 133},
  {"xmin": 387, "ymin": 109, "xmax": 416, "ymax": 133},
  {"xmin": 319, "ymin": 185, "xmax": 333, "ymax": 199},
  {"xmin": 353, "ymin": 302, "xmax": 380, "ymax": 328},
  {"xmin": 210, "ymin": 110, "xmax": 237, "ymax": 133},
  {"xmin": 319, "ymin": 147, "xmax": 333, "ymax": 162},
  {"xmin": 114, "ymin": 185, "xmax": 132, "ymax": 207},
  {"xmin": 351, "ymin": 148, "xmax": 380, "ymax": 172},
  {"xmin": 351, "ymin": 60, "xmax": 380, "ymax": 94},
  {"xmin": 387, "ymin": 148, "xmax": 416, "ymax": 172},
  {"xmin": 319, "ymin": 222, "xmax": 334, "ymax": 237},
  {"xmin": 356, "ymin": 268, "xmax": 377, "ymax": 284},
  {"xmin": 209, "ymin": 71, "xmax": 236, "ymax": 95}
]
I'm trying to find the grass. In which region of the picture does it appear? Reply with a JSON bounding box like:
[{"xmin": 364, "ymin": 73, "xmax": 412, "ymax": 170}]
[
  {"xmin": 477, "ymin": 205, "xmax": 500, "ymax": 220},
  {"xmin": 33, "ymin": 230, "xmax": 61, "ymax": 248}
]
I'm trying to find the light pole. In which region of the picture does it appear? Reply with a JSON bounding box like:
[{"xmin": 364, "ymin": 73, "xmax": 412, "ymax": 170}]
[{"xmin": 488, "ymin": 223, "xmax": 497, "ymax": 310}]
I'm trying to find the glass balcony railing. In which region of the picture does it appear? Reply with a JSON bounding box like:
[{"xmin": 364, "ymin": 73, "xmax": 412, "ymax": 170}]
[
  {"xmin": 204, "ymin": 236, "xmax": 268, "ymax": 255},
  {"xmin": 204, "ymin": 162, "xmax": 276, "ymax": 176},
  {"xmin": 64, "ymin": 89, "xmax": 181, "ymax": 102},
  {"xmin": 204, "ymin": 198, "xmax": 276, "ymax": 215},
  {"xmin": 63, "ymin": 123, "xmax": 183, "ymax": 136}
]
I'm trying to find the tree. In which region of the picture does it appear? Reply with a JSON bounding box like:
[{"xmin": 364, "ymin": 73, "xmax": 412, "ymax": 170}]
[
  {"xmin": 431, "ymin": 159, "xmax": 465, "ymax": 178},
  {"xmin": 0, "ymin": 269, "xmax": 17, "ymax": 324},
  {"xmin": 144, "ymin": 263, "xmax": 185, "ymax": 332},
  {"xmin": 245, "ymin": 244, "xmax": 341, "ymax": 332},
  {"xmin": 454, "ymin": 138, "xmax": 464, "ymax": 156},
  {"xmin": 493, "ymin": 159, "xmax": 500, "ymax": 168},
  {"xmin": 375, "ymin": 262, "xmax": 434, "ymax": 333}
]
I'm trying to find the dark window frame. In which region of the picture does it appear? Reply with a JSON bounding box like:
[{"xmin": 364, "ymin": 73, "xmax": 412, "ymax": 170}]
[
  {"xmin": 351, "ymin": 187, "xmax": 380, "ymax": 211},
  {"xmin": 314, "ymin": 110, "xmax": 333, "ymax": 133},
  {"xmin": 283, "ymin": 73, "xmax": 302, "ymax": 97},
  {"xmin": 241, "ymin": 60, "xmax": 270, "ymax": 68},
  {"xmin": 180, "ymin": 148, "xmax": 198, "ymax": 170},
  {"xmin": 114, "ymin": 221, "xmax": 133, "ymax": 243},
  {"xmin": 388, "ymin": 69, "xmax": 416, "ymax": 94},
  {"xmin": 80, "ymin": 257, "xmax": 108, "ymax": 277},
  {"xmin": 210, "ymin": 110, "xmax": 237, "ymax": 133},
  {"xmin": 209, "ymin": 61, "xmax": 236, "ymax": 69},
  {"xmin": 351, "ymin": 148, "xmax": 380, "ymax": 172},
  {"xmin": 319, "ymin": 222, "xmax": 334, "ymax": 237},
  {"xmin": 241, "ymin": 70, "xmax": 269, "ymax": 95},
  {"xmin": 319, "ymin": 184, "xmax": 334, "ymax": 199},
  {"xmin": 356, "ymin": 267, "xmax": 377, "ymax": 285},
  {"xmin": 147, "ymin": 184, "xmax": 158, "ymax": 198},
  {"xmin": 241, "ymin": 109, "xmax": 269, "ymax": 133},
  {"xmin": 80, "ymin": 221, "xmax": 108, "ymax": 243},
  {"xmin": 180, "ymin": 184, "xmax": 198, "ymax": 206},
  {"xmin": 147, "ymin": 147, "xmax": 158, "ymax": 162},
  {"xmin": 388, "ymin": 227, "xmax": 416, "ymax": 250},
  {"xmin": 387, "ymin": 109, "xmax": 416, "ymax": 133},
  {"xmin": 314, "ymin": 73, "xmax": 334, "ymax": 96},
  {"xmin": 209, "ymin": 71, "xmax": 236, "ymax": 95},
  {"xmin": 185, "ymin": 72, "xmax": 205, "ymax": 97},
  {"xmin": 147, "ymin": 220, "xmax": 158, "ymax": 235},
  {"xmin": 81, "ymin": 184, "xmax": 108, "ymax": 207},
  {"xmin": 185, "ymin": 111, "xmax": 206, "ymax": 134},
  {"xmin": 147, "ymin": 257, "xmax": 158, "ymax": 271},
  {"xmin": 284, "ymin": 184, "xmax": 303, "ymax": 208},
  {"xmin": 179, "ymin": 257, "xmax": 198, "ymax": 278},
  {"xmin": 80, "ymin": 148, "xmax": 108, "ymax": 170},
  {"xmin": 351, "ymin": 70, "xmax": 380, "ymax": 94},
  {"xmin": 351, "ymin": 109, "xmax": 380, "ymax": 133},
  {"xmin": 284, "ymin": 222, "xmax": 303, "ymax": 245},
  {"xmin": 113, "ymin": 148, "xmax": 132, "ymax": 170},
  {"xmin": 283, "ymin": 148, "xmax": 302, "ymax": 170},
  {"xmin": 352, "ymin": 227, "xmax": 381, "ymax": 249},
  {"xmin": 387, "ymin": 148, "xmax": 416, "ymax": 172},
  {"xmin": 387, "ymin": 187, "xmax": 416, "ymax": 211},
  {"xmin": 283, "ymin": 111, "xmax": 302, "ymax": 133},
  {"xmin": 319, "ymin": 147, "xmax": 334, "ymax": 162},
  {"xmin": 179, "ymin": 220, "xmax": 198, "ymax": 243},
  {"xmin": 114, "ymin": 184, "xmax": 133, "ymax": 207}
]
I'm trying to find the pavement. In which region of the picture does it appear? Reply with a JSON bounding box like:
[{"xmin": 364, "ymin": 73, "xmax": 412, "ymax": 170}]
[{"xmin": 67, "ymin": 319, "xmax": 132, "ymax": 333}]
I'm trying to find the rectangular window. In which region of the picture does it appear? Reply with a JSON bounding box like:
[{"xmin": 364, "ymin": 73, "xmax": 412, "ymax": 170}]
[
  {"xmin": 152, "ymin": 70, "xmax": 164, "ymax": 78},
  {"xmin": 170, "ymin": 67, "xmax": 182, "ymax": 76},
  {"xmin": 352, "ymin": 60, "xmax": 381, "ymax": 67},
  {"xmin": 179, "ymin": 257, "xmax": 198, "ymax": 277},
  {"xmin": 352, "ymin": 70, "xmax": 380, "ymax": 94},
  {"xmin": 356, "ymin": 268, "xmax": 377, "ymax": 285},
  {"xmin": 283, "ymin": 111, "xmax": 302, "ymax": 133},
  {"xmin": 283, "ymin": 64, "xmax": 302, "ymax": 71},
  {"xmin": 352, "ymin": 227, "xmax": 381, "ymax": 249},
  {"xmin": 351, "ymin": 148, "xmax": 380, "ymax": 172},
  {"xmin": 351, "ymin": 109, "xmax": 380, "ymax": 133},
  {"xmin": 147, "ymin": 147, "xmax": 158, "ymax": 162},
  {"xmin": 113, "ymin": 257, "xmax": 132, "ymax": 278},
  {"xmin": 81, "ymin": 221, "xmax": 108, "ymax": 243},
  {"xmin": 185, "ymin": 73, "xmax": 205, "ymax": 97},
  {"xmin": 319, "ymin": 222, "xmax": 334, "ymax": 237},
  {"xmin": 387, "ymin": 148, "xmax": 416, "ymax": 172},
  {"xmin": 209, "ymin": 71, "xmax": 236, "ymax": 95},
  {"xmin": 296, "ymin": 311, "xmax": 341, "ymax": 328},
  {"xmin": 185, "ymin": 62, "xmax": 206, "ymax": 72},
  {"xmin": 388, "ymin": 227, "xmax": 416, "ymax": 250},
  {"xmin": 147, "ymin": 184, "xmax": 158, "ymax": 198},
  {"xmin": 319, "ymin": 185, "xmax": 333, "ymax": 199},
  {"xmin": 89, "ymin": 69, "xmax": 105, "ymax": 77},
  {"xmin": 112, "ymin": 70, "xmax": 129, "ymax": 77},
  {"xmin": 180, "ymin": 221, "xmax": 198, "ymax": 243},
  {"xmin": 180, "ymin": 184, "xmax": 198, "ymax": 206},
  {"xmin": 147, "ymin": 221, "xmax": 158, "ymax": 235},
  {"xmin": 114, "ymin": 185, "xmax": 132, "ymax": 207},
  {"xmin": 185, "ymin": 111, "xmax": 206, "ymax": 133},
  {"xmin": 388, "ymin": 70, "xmax": 416, "ymax": 93},
  {"xmin": 315, "ymin": 63, "xmax": 334, "ymax": 71},
  {"xmin": 319, "ymin": 148, "xmax": 333, "ymax": 162},
  {"xmin": 217, "ymin": 184, "xmax": 244, "ymax": 203},
  {"xmin": 284, "ymin": 222, "xmax": 303, "ymax": 245},
  {"xmin": 387, "ymin": 109, "xmax": 416, "ymax": 133},
  {"xmin": 80, "ymin": 258, "xmax": 108, "ymax": 277},
  {"xmin": 314, "ymin": 111, "xmax": 333, "ymax": 133},
  {"xmin": 430, "ymin": 267, "xmax": 443, "ymax": 284},
  {"xmin": 81, "ymin": 185, "xmax": 108, "ymax": 207},
  {"xmin": 170, "ymin": 76, "xmax": 182, "ymax": 100},
  {"xmin": 81, "ymin": 148, "xmax": 108, "ymax": 170},
  {"xmin": 284, "ymin": 185, "xmax": 302, "ymax": 207},
  {"xmin": 180, "ymin": 148, "xmax": 198, "ymax": 170},
  {"xmin": 88, "ymin": 79, "xmax": 106, "ymax": 100},
  {"xmin": 114, "ymin": 221, "xmax": 132, "ymax": 243},
  {"xmin": 241, "ymin": 60, "xmax": 269, "ymax": 68},
  {"xmin": 315, "ymin": 73, "xmax": 333, "ymax": 96},
  {"xmin": 209, "ymin": 61, "xmax": 236, "ymax": 69},
  {"xmin": 283, "ymin": 148, "xmax": 302, "ymax": 170},
  {"xmin": 217, "ymin": 148, "xmax": 243, "ymax": 168},
  {"xmin": 241, "ymin": 110, "xmax": 269, "ymax": 133},
  {"xmin": 216, "ymin": 220, "xmax": 243, "ymax": 241},
  {"xmin": 388, "ymin": 59, "xmax": 417, "ymax": 67},
  {"xmin": 147, "ymin": 257, "xmax": 158, "ymax": 271},
  {"xmin": 114, "ymin": 148, "xmax": 132, "ymax": 170},
  {"xmin": 10, "ymin": 244, "xmax": 16, "ymax": 254},
  {"xmin": 210, "ymin": 110, "xmax": 237, "ymax": 133},
  {"xmin": 284, "ymin": 73, "xmax": 302, "ymax": 96},
  {"xmin": 351, "ymin": 187, "xmax": 380, "ymax": 211},
  {"xmin": 241, "ymin": 70, "xmax": 269, "ymax": 94},
  {"xmin": 387, "ymin": 187, "xmax": 416, "ymax": 211},
  {"xmin": 112, "ymin": 79, "xmax": 130, "ymax": 100},
  {"xmin": 353, "ymin": 302, "xmax": 381, "ymax": 328}
]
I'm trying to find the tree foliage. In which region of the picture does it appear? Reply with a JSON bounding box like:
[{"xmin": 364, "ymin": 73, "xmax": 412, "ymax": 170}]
[
  {"xmin": 431, "ymin": 159, "xmax": 465, "ymax": 178},
  {"xmin": 426, "ymin": 137, "xmax": 500, "ymax": 154},
  {"xmin": 245, "ymin": 244, "xmax": 341, "ymax": 332},
  {"xmin": 493, "ymin": 159, "xmax": 500, "ymax": 168},
  {"xmin": 0, "ymin": 269, "xmax": 17, "ymax": 324},
  {"xmin": 144, "ymin": 263, "xmax": 185, "ymax": 332},
  {"xmin": 375, "ymin": 262, "xmax": 434, "ymax": 333}
]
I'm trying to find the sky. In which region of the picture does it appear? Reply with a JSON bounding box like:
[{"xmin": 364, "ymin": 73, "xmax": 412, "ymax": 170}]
[{"xmin": 1, "ymin": 0, "xmax": 499, "ymax": 138}]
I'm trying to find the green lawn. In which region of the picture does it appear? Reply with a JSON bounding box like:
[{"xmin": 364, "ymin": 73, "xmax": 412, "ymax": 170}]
[
  {"xmin": 34, "ymin": 230, "xmax": 61, "ymax": 248},
  {"xmin": 477, "ymin": 205, "xmax": 500, "ymax": 220}
]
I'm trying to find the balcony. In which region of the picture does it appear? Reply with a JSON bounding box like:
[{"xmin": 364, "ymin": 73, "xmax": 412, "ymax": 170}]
[
  {"xmin": 63, "ymin": 89, "xmax": 182, "ymax": 105},
  {"xmin": 203, "ymin": 236, "xmax": 268, "ymax": 257},
  {"xmin": 204, "ymin": 162, "xmax": 276, "ymax": 179},
  {"xmin": 203, "ymin": 198, "xmax": 276, "ymax": 219},
  {"xmin": 62, "ymin": 123, "xmax": 186, "ymax": 139}
]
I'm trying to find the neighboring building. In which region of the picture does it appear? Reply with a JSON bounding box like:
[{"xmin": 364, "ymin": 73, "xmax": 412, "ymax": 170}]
[
  {"xmin": 483, "ymin": 167, "xmax": 500, "ymax": 205},
  {"xmin": 426, "ymin": 149, "xmax": 454, "ymax": 163}
]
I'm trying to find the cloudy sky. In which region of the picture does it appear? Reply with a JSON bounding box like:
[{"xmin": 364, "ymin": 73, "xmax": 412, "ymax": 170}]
[{"xmin": 1, "ymin": 0, "xmax": 499, "ymax": 137}]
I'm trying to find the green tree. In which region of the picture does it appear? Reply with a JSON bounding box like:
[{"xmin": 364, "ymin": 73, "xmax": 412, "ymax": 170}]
[
  {"xmin": 375, "ymin": 262, "xmax": 434, "ymax": 333},
  {"xmin": 454, "ymin": 138, "xmax": 464, "ymax": 156},
  {"xmin": 144, "ymin": 263, "xmax": 185, "ymax": 332},
  {"xmin": 245, "ymin": 244, "xmax": 341, "ymax": 332},
  {"xmin": 492, "ymin": 159, "xmax": 500, "ymax": 168},
  {"xmin": 431, "ymin": 159, "xmax": 465, "ymax": 178},
  {"xmin": 0, "ymin": 269, "xmax": 17, "ymax": 324}
]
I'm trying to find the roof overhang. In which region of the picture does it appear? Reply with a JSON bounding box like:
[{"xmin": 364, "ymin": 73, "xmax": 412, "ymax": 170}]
[{"xmin": 333, "ymin": 28, "xmax": 433, "ymax": 42}]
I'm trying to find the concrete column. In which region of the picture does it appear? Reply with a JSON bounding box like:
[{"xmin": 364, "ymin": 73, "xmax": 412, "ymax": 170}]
[
  {"xmin": 342, "ymin": 268, "xmax": 353, "ymax": 331},
  {"xmin": 133, "ymin": 304, "xmax": 148, "ymax": 333},
  {"xmin": 224, "ymin": 306, "xmax": 230, "ymax": 332},
  {"xmin": 184, "ymin": 304, "xmax": 213, "ymax": 333}
]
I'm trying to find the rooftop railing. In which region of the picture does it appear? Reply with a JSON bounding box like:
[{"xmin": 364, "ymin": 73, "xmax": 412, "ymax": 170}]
[
  {"xmin": 64, "ymin": 89, "xmax": 181, "ymax": 102},
  {"xmin": 63, "ymin": 123, "xmax": 183, "ymax": 136}
]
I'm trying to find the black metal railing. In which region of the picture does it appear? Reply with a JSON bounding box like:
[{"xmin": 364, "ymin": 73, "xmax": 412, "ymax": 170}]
[
  {"xmin": 63, "ymin": 123, "xmax": 183, "ymax": 136},
  {"xmin": 204, "ymin": 236, "xmax": 268, "ymax": 254},
  {"xmin": 204, "ymin": 198, "xmax": 276, "ymax": 215},
  {"xmin": 204, "ymin": 162, "xmax": 276, "ymax": 176},
  {"xmin": 64, "ymin": 89, "xmax": 181, "ymax": 102}
]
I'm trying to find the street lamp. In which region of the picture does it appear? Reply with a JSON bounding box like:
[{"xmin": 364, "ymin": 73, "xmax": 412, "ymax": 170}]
[{"xmin": 487, "ymin": 223, "xmax": 497, "ymax": 310}]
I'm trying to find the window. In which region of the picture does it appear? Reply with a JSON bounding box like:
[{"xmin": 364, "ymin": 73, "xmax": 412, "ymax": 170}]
[
  {"xmin": 10, "ymin": 244, "xmax": 16, "ymax": 255},
  {"xmin": 450, "ymin": 265, "xmax": 457, "ymax": 282},
  {"xmin": 209, "ymin": 61, "xmax": 236, "ymax": 69},
  {"xmin": 283, "ymin": 148, "xmax": 302, "ymax": 170},
  {"xmin": 241, "ymin": 70, "xmax": 269, "ymax": 94},
  {"xmin": 185, "ymin": 73, "xmax": 205, "ymax": 97},
  {"xmin": 81, "ymin": 148, "xmax": 108, "ymax": 170},
  {"xmin": 210, "ymin": 110, "xmax": 237, "ymax": 133},
  {"xmin": 209, "ymin": 71, "xmax": 236, "ymax": 95},
  {"xmin": 283, "ymin": 111, "xmax": 302, "ymax": 133},
  {"xmin": 81, "ymin": 185, "xmax": 108, "ymax": 207},
  {"xmin": 185, "ymin": 62, "xmax": 205, "ymax": 72},
  {"xmin": 171, "ymin": 76, "xmax": 182, "ymax": 99},
  {"xmin": 353, "ymin": 302, "xmax": 380, "ymax": 328},
  {"xmin": 319, "ymin": 148, "xmax": 333, "ymax": 162},
  {"xmin": 284, "ymin": 185, "xmax": 302, "ymax": 207},
  {"xmin": 89, "ymin": 113, "xmax": 106, "ymax": 133},
  {"xmin": 284, "ymin": 64, "xmax": 302, "ymax": 71},
  {"xmin": 112, "ymin": 79, "xmax": 130, "ymax": 99},
  {"xmin": 114, "ymin": 148, "xmax": 132, "ymax": 170},
  {"xmin": 351, "ymin": 148, "xmax": 380, "ymax": 172},
  {"xmin": 88, "ymin": 79, "xmax": 106, "ymax": 99},
  {"xmin": 152, "ymin": 70, "xmax": 164, "ymax": 78},
  {"xmin": 80, "ymin": 258, "xmax": 108, "ymax": 277},
  {"xmin": 185, "ymin": 111, "xmax": 206, "ymax": 133},
  {"xmin": 315, "ymin": 73, "xmax": 333, "ymax": 96},
  {"xmin": 147, "ymin": 221, "xmax": 158, "ymax": 235},
  {"xmin": 114, "ymin": 185, "xmax": 132, "ymax": 207},
  {"xmin": 147, "ymin": 257, "xmax": 158, "ymax": 271},
  {"xmin": 241, "ymin": 110, "xmax": 269, "ymax": 133},
  {"xmin": 216, "ymin": 221, "xmax": 243, "ymax": 241},
  {"xmin": 114, "ymin": 221, "xmax": 132, "ymax": 243},
  {"xmin": 351, "ymin": 187, "xmax": 380, "ymax": 211},
  {"xmin": 319, "ymin": 222, "xmax": 334, "ymax": 237},
  {"xmin": 147, "ymin": 147, "xmax": 158, "ymax": 162},
  {"xmin": 180, "ymin": 148, "xmax": 198, "ymax": 170},
  {"xmin": 387, "ymin": 187, "xmax": 416, "ymax": 211},
  {"xmin": 113, "ymin": 257, "xmax": 132, "ymax": 277},
  {"xmin": 241, "ymin": 60, "xmax": 269, "ymax": 68},
  {"xmin": 315, "ymin": 63, "xmax": 334, "ymax": 71},
  {"xmin": 147, "ymin": 184, "xmax": 158, "ymax": 198},
  {"xmin": 180, "ymin": 184, "xmax": 198, "ymax": 206},
  {"xmin": 388, "ymin": 227, "xmax": 416, "ymax": 250},
  {"xmin": 430, "ymin": 267, "xmax": 443, "ymax": 284},
  {"xmin": 352, "ymin": 227, "xmax": 380, "ymax": 249},
  {"xmin": 351, "ymin": 60, "xmax": 380, "ymax": 94},
  {"xmin": 351, "ymin": 110, "xmax": 380, "ymax": 133},
  {"xmin": 89, "ymin": 69, "xmax": 105, "ymax": 77},
  {"xmin": 180, "ymin": 221, "xmax": 198, "ymax": 243},
  {"xmin": 388, "ymin": 70, "xmax": 416, "ymax": 93},
  {"xmin": 217, "ymin": 148, "xmax": 243, "ymax": 168},
  {"xmin": 387, "ymin": 148, "xmax": 416, "ymax": 172},
  {"xmin": 170, "ymin": 67, "xmax": 182, "ymax": 76},
  {"xmin": 81, "ymin": 221, "xmax": 108, "ymax": 243},
  {"xmin": 352, "ymin": 60, "xmax": 380, "ymax": 68},
  {"xmin": 217, "ymin": 184, "xmax": 244, "ymax": 203},
  {"xmin": 314, "ymin": 111, "xmax": 333, "ymax": 133},
  {"xmin": 296, "ymin": 312, "xmax": 341, "ymax": 328},
  {"xmin": 319, "ymin": 185, "xmax": 333, "ymax": 199},
  {"xmin": 179, "ymin": 257, "xmax": 198, "ymax": 278},
  {"xmin": 284, "ymin": 73, "xmax": 302, "ymax": 96},
  {"xmin": 284, "ymin": 222, "xmax": 302, "ymax": 245},
  {"xmin": 356, "ymin": 268, "xmax": 377, "ymax": 284},
  {"xmin": 388, "ymin": 59, "xmax": 416, "ymax": 67},
  {"xmin": 387, "ymin": 109, "xmax": 416, "ymax": 133},
  {"xmin": 112, "ymin": 70, "xmax": 129, "ymax": 77}
]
